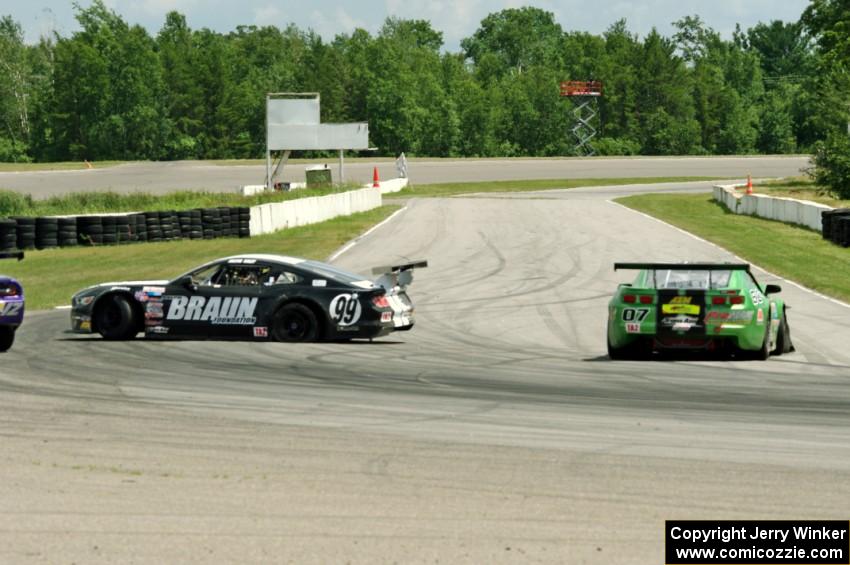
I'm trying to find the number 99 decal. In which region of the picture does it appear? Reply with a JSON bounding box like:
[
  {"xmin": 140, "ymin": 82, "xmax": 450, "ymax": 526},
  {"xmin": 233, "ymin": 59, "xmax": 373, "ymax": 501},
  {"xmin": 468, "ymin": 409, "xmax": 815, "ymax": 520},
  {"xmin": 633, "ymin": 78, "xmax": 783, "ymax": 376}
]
[{"xmin": 329, "ymin": 293, "xmax": 362, "ymax": 326}]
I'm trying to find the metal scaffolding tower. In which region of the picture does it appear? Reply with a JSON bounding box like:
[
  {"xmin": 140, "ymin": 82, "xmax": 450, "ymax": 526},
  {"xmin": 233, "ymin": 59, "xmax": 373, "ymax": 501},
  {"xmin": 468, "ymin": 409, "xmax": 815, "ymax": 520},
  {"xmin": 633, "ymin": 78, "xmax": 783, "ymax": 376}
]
[{"xmin": 560, "ymin": 81, "xmax": 603, "ymax": 156}]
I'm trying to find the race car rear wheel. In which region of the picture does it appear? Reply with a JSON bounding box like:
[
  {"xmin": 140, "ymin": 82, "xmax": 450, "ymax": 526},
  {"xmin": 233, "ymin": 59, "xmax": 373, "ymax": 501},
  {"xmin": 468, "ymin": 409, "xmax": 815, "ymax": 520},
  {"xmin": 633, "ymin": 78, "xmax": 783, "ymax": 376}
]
[
  {"xmin": 0, "ymin": 326, "xmax": 14, "ymax": 352},
  {"xmin": 94, "ymin": 294, "xmax": 138, "ymax": 340},
  {"xmin": 272, "ymin": 303, "xmax": 319, "ymax": 342},
  {"xmin": 775, "ymin": 311, "xmax": 793, "ymax": 355},
  {"xmin": 607, "ymin": 335, "xmax": 647, "ymax": 360}
]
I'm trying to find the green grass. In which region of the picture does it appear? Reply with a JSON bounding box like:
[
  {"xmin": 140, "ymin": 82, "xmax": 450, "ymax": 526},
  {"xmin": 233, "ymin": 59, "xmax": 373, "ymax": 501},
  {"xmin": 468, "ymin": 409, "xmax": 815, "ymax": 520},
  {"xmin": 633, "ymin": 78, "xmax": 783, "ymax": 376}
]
[
  {"xmin": 1, "ymin": 205, "xmax": 400, "ymax": 310},
  {"xmin": 755, "ymin": 177, "xmax": 850, "ymax": 208},
  {"xmin": 0, "ymin": 183, "xmax": 364, "ymax": 217},
  {"xmin": 392, "ymin": 177, "xmax": 726, "ymax": 198},
  {"xmin": 0, "ymin": 161, "xmax": 126, "ymax": 172},
  {"xmin": 617, "ymin": 193, "xmax": 850, "ymax": 302}
]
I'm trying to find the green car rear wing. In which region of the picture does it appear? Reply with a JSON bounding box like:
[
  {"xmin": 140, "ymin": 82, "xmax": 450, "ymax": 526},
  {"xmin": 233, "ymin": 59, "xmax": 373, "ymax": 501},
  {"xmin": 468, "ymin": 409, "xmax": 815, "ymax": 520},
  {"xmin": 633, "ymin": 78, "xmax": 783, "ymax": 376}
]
[{"xmin": 614, "ymin": 262, "xmax": 750, "ymax": 272}]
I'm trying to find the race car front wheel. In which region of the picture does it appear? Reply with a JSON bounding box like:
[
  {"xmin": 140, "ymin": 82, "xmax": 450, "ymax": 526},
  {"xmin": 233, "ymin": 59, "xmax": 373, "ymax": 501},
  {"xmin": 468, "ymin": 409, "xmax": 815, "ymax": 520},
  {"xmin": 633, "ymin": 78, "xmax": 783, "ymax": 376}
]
[
  {"xmin": 95, "ymin": 294, "xmax": 138, "ymax": 340},
  {"xmin": 0, "ymin": 326, "xmax": 14, "ymax": 352},
  {"xmin": 272, "ymin": 303, "xmax": 319, "ymax": 342}
]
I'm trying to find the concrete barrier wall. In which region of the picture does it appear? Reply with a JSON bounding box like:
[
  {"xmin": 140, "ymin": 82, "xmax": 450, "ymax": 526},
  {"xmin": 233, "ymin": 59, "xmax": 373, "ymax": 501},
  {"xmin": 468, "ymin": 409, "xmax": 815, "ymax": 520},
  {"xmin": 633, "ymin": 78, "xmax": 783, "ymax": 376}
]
[
  {"xmin": 378, "ymin": 178, "xmax": 408, "ymax": 194},
  {"xmin": 713, "ymin": 184, "xmax": 832, "ymax": 232},
  {"xmin": 249, "ymin": 186, "xmax": 382, "ymax": 236}
]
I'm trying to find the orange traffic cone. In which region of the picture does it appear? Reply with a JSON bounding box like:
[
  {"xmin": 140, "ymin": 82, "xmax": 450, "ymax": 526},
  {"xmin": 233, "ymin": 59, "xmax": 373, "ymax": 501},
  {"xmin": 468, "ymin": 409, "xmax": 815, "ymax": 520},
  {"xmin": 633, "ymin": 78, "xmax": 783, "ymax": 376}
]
[
  {"xmin": 372, "ymin": 166, "xmax": 380, "ymax": 188},
  {"xmin": 746, "ymin": 174, "xmax": 753, "ymax": 195}
]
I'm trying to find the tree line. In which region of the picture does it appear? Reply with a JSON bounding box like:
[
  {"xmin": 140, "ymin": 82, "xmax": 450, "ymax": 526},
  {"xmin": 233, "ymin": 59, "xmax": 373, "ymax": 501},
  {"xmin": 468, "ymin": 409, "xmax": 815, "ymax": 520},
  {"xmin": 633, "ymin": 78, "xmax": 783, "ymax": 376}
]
[{"xmin": 0, "ymin": 0, "xmax": 847, "ymax": 163}]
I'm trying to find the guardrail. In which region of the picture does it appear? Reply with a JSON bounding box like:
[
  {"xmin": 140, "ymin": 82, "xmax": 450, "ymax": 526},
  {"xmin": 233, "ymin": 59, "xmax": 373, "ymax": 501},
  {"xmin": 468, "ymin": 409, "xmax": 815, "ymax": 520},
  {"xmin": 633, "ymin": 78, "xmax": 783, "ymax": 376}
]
[
  {"xmin": 713, "ymin": 184, "xmax": 832, "ymax": 232},
  {"xmin": 249, "ymin": 186, "xmax": 382, "ymax": 236}
]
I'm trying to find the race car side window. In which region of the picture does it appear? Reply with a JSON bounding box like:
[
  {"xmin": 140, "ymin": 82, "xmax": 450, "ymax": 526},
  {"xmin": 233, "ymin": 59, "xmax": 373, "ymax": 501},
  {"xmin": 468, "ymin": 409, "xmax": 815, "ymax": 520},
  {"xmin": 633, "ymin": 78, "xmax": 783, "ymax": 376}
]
[
  {"xmin": 268, "ymin": 270, "xmax": 304, "ymax": 286},
  {"xmin": 189, "ymin": 263, "xmax": 224, "ymax": 286},
  {"xmin": 217, "ymin": 265, "xmax": 272, "ymax": 287}
]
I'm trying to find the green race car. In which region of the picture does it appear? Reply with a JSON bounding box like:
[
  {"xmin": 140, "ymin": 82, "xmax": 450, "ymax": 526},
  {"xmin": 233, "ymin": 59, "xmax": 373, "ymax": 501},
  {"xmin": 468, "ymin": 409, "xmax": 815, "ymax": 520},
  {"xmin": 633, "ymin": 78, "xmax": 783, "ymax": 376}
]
[{"xmin": 607, "ymin": 263, "xmax": 793, "ymax": 360}]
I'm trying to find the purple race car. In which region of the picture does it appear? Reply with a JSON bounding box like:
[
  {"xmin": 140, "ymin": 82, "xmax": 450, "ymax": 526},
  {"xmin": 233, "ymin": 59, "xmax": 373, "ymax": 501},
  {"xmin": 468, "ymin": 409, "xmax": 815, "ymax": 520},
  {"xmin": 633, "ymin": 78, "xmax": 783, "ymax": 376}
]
[{"xmin": 0, "ymin": 251, "xmax": 24, "ymax": 352}]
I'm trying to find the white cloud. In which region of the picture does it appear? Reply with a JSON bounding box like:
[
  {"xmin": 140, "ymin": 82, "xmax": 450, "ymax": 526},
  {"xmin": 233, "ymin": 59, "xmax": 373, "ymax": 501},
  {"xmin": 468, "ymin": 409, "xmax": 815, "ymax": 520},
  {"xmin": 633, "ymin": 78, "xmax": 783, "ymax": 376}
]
[
  {"xmin": 309, "ymin": 6, "xmax": 371, "ymax": 37},
  {"xmin": 254, "ymin": 3, "xmax": 283, "ymax": 25}
]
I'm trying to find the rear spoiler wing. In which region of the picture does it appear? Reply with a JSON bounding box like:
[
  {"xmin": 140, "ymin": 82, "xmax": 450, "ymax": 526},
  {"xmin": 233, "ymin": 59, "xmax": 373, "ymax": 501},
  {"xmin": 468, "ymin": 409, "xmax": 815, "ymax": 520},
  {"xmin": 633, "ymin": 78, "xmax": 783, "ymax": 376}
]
[
  {"xmin": 614, "ymin": 262, "xmax": 750, "ymax": 272},
  {"xmin": 372, "ymin": 260, "xmax": 428, "ymax": 291},
  {"xmin": 0, "ymin": 251, "xmax": 24, "ymax": 261}
]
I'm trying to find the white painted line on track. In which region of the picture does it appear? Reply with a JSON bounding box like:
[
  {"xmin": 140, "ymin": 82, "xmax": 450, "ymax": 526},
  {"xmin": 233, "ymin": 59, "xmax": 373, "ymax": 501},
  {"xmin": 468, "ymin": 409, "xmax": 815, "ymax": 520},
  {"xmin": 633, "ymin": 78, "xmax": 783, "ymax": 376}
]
[
  {"xmin": 54, "ymin": 305, "xmax": 72, "ymax": 310},
  {"xmin": 328, "ymin": 206, "xmax": 408, "ymax": 262},
  {"xmin": 607, "ymin": 199, "xmax": 850, "ymax": 310}
]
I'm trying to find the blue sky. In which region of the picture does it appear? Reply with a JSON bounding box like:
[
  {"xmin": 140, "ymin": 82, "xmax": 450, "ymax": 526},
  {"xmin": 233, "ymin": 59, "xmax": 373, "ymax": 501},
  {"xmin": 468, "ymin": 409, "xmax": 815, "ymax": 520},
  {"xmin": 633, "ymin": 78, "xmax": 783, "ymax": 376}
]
[{"xmin": 1, "ymin": 0, "xmax": 811, "ymax": 49}]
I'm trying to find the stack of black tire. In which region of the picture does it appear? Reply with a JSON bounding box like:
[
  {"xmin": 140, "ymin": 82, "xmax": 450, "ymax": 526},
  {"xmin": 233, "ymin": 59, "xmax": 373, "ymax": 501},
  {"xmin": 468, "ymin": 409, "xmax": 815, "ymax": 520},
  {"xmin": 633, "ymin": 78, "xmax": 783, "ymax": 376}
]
[
  {"xmin": 821, "ymin": 209, "xmax": 850, "ymax": 247},
  {"xmin": 144, "ymin": 211, "xmax": 162, "ymax": 242},
  {"xmin": 178, "ymin": 210, "xmax": 203, "ymax": 239},
  {"xmin": 35, "ymin": 217, "xmax": 59, "ymax": 249},
  {"xmin": 129, "ymin": 213, "xmax": 146, "ymax": 242},
  {"xmin": 77, "ymin": 216, "xmax": 103, "ymax": 246},
  {"xmin": 0, "ymin": 218, "xmax": 16, "ymax": 252},
  {"xmin": 58, "ymin": 217, "xmax": 77, "ymax": 247},
  {"xmin": 237, "ymin": 207, "xmax": 250, "ymax": 237},
  {"xmin": 1, "ymin": 206, "xmax": 251, "ymax": 252},
  {"xmin": 12, "ymin": 217, "xmax": 35, "ymax": 249},
  {"xmin": 201, "ymin": 208, "xmax": 220, "ymax": 239},
  {"xmin": 101, "ymin": 216, "xmax": 118, "ymax": 246},
  {"xmin": 158, "ymin": 211, "xmax": 177, "ymax": 241}
]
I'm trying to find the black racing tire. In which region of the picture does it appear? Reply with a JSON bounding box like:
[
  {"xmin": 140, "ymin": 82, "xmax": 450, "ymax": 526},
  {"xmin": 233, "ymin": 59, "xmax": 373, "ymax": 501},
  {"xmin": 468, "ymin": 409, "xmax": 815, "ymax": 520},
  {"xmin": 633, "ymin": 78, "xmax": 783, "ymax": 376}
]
[
  {"xmin": 0, "ymin": 326, "xmax": 14, "ymax": 352},
  {"xmin": 272, "ymin": 303, "xmax": 319, "ymax": 343},
  {"xmin": 775, "ymin": 311, "xmax": 794, "ymax": 354},
  {"xmin": 607, "ymin": 335, "xmax": 646, "ymax": 360},
  {"xmin": 94, "ymin": 294, "xmax": 138, "ymax": 340}
]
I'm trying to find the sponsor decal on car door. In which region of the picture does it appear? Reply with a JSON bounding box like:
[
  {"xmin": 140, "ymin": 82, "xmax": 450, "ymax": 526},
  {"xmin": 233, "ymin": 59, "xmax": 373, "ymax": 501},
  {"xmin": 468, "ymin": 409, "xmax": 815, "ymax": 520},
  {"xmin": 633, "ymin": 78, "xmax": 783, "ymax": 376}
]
[{"xmin": 160, "ymin": 286, "xmax": 261, "ymax": 337}]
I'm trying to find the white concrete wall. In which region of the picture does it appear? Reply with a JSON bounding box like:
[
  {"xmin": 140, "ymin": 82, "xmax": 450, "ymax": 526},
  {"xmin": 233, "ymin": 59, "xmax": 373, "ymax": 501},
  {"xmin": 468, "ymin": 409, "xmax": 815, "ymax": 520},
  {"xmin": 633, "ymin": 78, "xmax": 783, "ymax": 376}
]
[
  {"xmin": 249, "ymin": 186, "xmax": 382, "ymax": 236},
  {"xmin": 376, "ymin": 178, "xmax": 408, "ymax": 194},
  {"xmin": 713, "ymin": 184, "xmax": 832, "ymax": 232}
]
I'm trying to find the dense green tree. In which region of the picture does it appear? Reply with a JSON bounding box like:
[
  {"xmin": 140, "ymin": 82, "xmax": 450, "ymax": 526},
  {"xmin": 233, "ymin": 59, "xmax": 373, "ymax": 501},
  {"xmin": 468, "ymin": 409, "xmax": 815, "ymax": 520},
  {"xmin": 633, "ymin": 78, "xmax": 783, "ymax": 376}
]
[
  {"xmin": 747, "ymin": 20, "xmax": 813, "ymax": 78},
  {"xmin": 461, "ymin": 7, "xmax": 563, "ymax": 76},
  {"xmin": 0, "ymin": 6, "xmax": 836, "ymax": 162}
]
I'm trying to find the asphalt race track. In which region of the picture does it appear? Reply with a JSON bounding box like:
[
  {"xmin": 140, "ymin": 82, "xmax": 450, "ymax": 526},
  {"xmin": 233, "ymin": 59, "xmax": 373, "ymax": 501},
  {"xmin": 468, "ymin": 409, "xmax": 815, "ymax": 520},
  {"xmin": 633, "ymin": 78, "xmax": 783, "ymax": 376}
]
[
  {"xmin": 2, "ymin": 173, "xmax": 850, "ymax": 563},
  {"xmin": 0, "ymin": 155, "xmax": 808, "ymax": 197}
]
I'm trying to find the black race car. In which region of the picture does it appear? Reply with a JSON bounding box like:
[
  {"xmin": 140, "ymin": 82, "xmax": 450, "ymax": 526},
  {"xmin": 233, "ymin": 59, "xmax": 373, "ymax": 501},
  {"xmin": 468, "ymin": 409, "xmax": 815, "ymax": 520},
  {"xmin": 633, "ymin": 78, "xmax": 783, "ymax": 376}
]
[{"xmin": 71, "ymin": 254, "xmax": 427, "ymax": 342}]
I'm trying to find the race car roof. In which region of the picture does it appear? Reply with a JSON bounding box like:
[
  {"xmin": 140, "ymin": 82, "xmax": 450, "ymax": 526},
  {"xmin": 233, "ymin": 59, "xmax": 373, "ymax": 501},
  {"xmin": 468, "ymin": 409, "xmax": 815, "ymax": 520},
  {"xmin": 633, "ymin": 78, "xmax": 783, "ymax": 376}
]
[
  {"xmin": 223, "ymin": 254, "xmax": 306, "ymax": 265},
  {"xmin": 614, "ymin": 262, "xmax": 750, "ymax": 272}
]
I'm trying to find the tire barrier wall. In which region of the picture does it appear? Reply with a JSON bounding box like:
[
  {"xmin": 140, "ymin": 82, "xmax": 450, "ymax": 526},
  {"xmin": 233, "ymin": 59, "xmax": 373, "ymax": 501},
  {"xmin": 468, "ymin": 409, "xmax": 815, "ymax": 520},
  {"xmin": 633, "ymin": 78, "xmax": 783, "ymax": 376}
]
[
  {"xmin": 249, "ymin": 186, "xmax": 382, "ymax": 236},
  {"xmin": 822, "ymin": 209, "xmax": 850, "ymax": 247},
  {"xmin": 713, "ymin": 184, "xmax": 850, "ymax": 247},
  {"xmin": 0, "ymin": 207, "xmax": 251, "ymax": 252}
]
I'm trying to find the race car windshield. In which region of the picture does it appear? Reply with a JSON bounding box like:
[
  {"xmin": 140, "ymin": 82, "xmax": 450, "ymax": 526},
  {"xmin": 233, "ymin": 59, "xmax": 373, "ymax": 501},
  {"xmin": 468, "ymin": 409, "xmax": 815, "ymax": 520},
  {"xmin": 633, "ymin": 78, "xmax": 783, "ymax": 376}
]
[
  {"xmin": 301, "ymin": 261, "xmax": 370, "ymax": 285},
  {"xmin": 652, "ymin": 269, "xmax": 732, "ymax": 290}
]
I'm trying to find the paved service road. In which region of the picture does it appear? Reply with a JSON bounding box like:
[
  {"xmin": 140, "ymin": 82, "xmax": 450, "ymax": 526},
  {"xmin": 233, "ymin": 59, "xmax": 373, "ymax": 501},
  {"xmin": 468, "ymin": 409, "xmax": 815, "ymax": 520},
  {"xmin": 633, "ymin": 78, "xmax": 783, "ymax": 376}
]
[
  {"xmin": 0, "ymin": 155, "xmax": 808, "ymax": 197},
  {"xmin": 1, "ymin": 180, "xmax": 848, "ymax": 563}
]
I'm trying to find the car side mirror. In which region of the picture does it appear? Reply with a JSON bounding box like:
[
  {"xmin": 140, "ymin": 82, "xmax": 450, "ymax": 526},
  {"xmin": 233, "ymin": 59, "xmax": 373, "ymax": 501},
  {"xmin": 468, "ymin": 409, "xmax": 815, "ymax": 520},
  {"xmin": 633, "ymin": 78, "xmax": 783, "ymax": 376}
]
[
  {"xmin": 765, "ymin": 284, "xmax": 782, "ymax": 295},
  {"xmin": 177, "ymin": 275, "xmax": 196, "ymax": 291}
]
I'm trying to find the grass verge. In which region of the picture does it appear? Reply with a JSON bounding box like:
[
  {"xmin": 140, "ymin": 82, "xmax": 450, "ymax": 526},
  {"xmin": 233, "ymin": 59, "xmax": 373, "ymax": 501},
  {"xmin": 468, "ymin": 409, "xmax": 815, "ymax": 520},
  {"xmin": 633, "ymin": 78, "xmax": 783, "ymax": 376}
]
[
  {"xmin": 0, "ymin": 161, "xmax": 126, "ymax": 172},
  {"xmin": 1, "ymin": 205, "xmax": 400, "ymax": 310},
  {"xmin": 0, "ymin": 183, "xmax": 365, "ymax": 217},
  {"xmin": 756, "ymin": 177, "xmax": 850, "ymax": 208},
  {"xmin": 616, "ymin": 193, "xmax": 850, "ymax": 302},
  {"xmin": 392, "ymin": 177, "xmax": 726, "ymax": 198}
]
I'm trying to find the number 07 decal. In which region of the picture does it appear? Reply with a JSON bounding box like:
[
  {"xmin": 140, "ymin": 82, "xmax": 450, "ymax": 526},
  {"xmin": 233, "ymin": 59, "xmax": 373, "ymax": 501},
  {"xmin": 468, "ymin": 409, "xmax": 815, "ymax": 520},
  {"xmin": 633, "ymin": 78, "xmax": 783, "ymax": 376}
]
[
  {"xmin": 622, "ymin": 308, "xmax": 649, "ymax": 322},
  {"xmin": 329, "ymin": 293, "xmax": 362, "ymax": 326}
]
